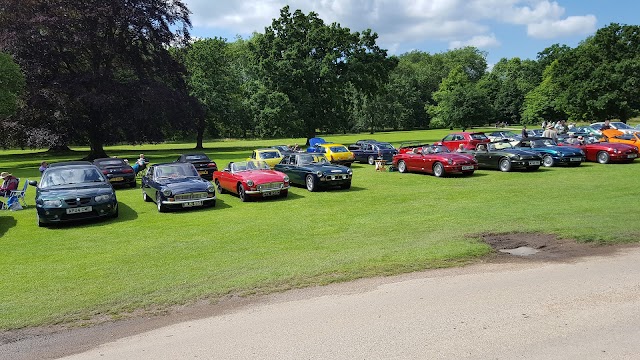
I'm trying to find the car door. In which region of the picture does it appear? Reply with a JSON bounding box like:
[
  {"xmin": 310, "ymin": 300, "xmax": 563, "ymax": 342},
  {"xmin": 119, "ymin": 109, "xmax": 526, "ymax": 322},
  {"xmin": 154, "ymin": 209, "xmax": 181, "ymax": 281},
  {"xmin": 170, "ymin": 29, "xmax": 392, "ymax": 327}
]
[
  {"xmin": 473, "ymin": 149, "xmax": 489, "ymax": 168},
  {"xmin": 441, "ymin": 134, "xmax": 459, "ymax": 151}
]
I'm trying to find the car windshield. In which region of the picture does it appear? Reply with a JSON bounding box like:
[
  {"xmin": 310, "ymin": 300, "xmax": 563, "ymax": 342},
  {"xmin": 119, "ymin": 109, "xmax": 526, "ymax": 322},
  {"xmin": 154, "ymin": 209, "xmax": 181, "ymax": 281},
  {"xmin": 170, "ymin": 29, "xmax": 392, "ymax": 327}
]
[
  {"xmin": 231, "ymin": 161, "xmax": 270, "ymax": 172},
  {"xmin": 184, "ymin": 154, "xmax": 210, "ymax": 161},
  {"xmin": 297, "ymin": 154, "xmax": 329, "ymax": 165},
  {"xmin": 612, "ymin": 122, "xmax": 632, "ymax": 129},
  {"xmin": 376, "ymin": 143, "xmax": 395, "ymax": 150},
  {"xmin": 95, "ymin": 159, "xmax": 126, "ymax": 167},
  {"xmin": 470, "ymin": 133, "xmax": 488, "ymax": 140},
  {"xmin": 272, "ymin": 146, "xmax": 288, "ymax": 152},
  {"xmin": 258, "ymin": 151, "xmax": 280, "ymax": 159},
  {"xmin": 531, "ymin": 139, "xmax": 557, "ymax": 147},
  {"xmin": 154, "ymin": 163, "xmax": 199, "ymax": 179},
  {"xmin": 488, "ymin": 142, "xmax": 514, "ymax": 151},
  {"xmin": 40, "ymin": 167, "xmax": 106, "ymax": 187},
  {"xmin": 424, "ymin": 145, "xmax": 450, "ymax": 154},
  {"xmin": 329, "ymin": 146, "xmax": 349, "ymax": 153}
]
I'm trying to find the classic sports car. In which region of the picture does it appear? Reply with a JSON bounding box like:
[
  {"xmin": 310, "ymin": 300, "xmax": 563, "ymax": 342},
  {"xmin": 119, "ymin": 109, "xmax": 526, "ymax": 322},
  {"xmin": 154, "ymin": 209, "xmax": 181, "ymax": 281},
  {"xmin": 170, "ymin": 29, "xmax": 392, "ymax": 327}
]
[
  {"xmin": 392, "ymin": 144, "xmax": 477, "ymax": 177},
  {"xmin": 306, "ymin": 138, "xmax": 355, "ymax": 166},
  {"xmin": 247, "ymin": 148, "xmax": 283, "ymax": 169},
  {"xmin": 559, "ymin": 139, "xmax": 638, "ymax": 164},
  {"xmin": 214, "ymin": 161, "xmax": 290, "ymax": 202},
  {"xmin": 93, "ymin": 157, "xmax": 136, "ymax": 188},
  {"xmin": 30, "ymin": 161, "xmax": 118, "ymax": 227},
  {"xmin": 350, "ymin": 142, "xmax": 397, "ymax": 164},
  {"xmin": 175, "ymin": 153, "xmax": 217, "ymax": 180},
  {"xmin": 601, "ymin": 129, "xmax": 640, "ymax": 147},
  {"xmin": 274, "ymin": 153, "xmax": 352, "ymax": 191},
  {"xmin": 436, "ymin": 132, "xmax": 491, "ymax": 151},
  {"xmin": 513, "ymin": 137, "xmax": 584, "ymax": 167},
  {"xmin": 470, "ymin": 141, "xmax": 542, "ymax": 171},
  {"xmin": 591, "ymin": 121, "xmax": 639, "ymax": 135},
  {"xmin": 141, "ymin": 162, "xmax": 216, "ymax": 212}
]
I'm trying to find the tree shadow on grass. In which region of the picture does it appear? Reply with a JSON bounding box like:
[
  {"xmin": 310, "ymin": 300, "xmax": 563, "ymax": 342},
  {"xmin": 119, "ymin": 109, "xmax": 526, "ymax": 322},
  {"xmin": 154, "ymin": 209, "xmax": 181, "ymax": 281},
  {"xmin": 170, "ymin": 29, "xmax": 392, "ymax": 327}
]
[{"xmin": 0, "ymin": 213, "xmax": 17, "ymax": 237}]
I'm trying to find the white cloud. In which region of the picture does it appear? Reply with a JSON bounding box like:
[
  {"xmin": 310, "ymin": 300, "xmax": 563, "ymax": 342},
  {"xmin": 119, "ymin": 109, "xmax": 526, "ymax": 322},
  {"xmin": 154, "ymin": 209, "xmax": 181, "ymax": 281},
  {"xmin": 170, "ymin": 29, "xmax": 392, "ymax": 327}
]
[
  {"xmin": 449, "ymin": 34, "xmax": 501, "ymax": 50},
  {"xmin": 527, "ymin": 15, "xmax": 597, "ymax": 39}
]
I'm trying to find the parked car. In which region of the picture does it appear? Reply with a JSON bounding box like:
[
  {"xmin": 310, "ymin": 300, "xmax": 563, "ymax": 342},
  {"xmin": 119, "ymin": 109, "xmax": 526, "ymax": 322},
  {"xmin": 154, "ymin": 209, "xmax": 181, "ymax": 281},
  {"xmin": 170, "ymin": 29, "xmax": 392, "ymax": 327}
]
[
  {"xmin": 30, "ymin": 161, "xmax": 118, "ymax": 227},
  {"xmin": 435, "ymin": 132, "xmax": 491, "ymax": 151},
  {"xmin": 350, "ymin": 142, "xmax": 397, "ymax": 164},
  {"xmin": 559, "ymin": 139, "xmax": 638, "ymax": 164},
  {"xmin": 347, "ymin": 139, "xmax": 377, "ymax": 150},
  {"xmin": 590, "ymin": 121, "xmax": 639, "ymax": 135},
  {"xmin": 398, "ymin": 141, "xmax": 430, "ymax": 154},
  {"xmin": 175, "ymin": 153, "xmax": 217, "ymax": 180},
  {"xmin": 513, "ymin": 137, "xmax": 584, "ymax": 167},
  {"xmin": 601, "ymin": 129, "xmax": 640, "ymax": 147},
  {"xmin": 141, "ymin": 162, "xmax": 216, "ymax": 212},
  {"xmin": 274, "ymin": 153, "xmax": 352, "ymax": 191},
  {"xmin": 214, "ymin": 161, "xmax": 290, "ymax": 202},
  {"xmin": 248, "ymin": 148, "xmax": 283, "ymax": 169},
  {"xmin": 487, "ymin": 131, "xmax": 521, "ymax": 142},
  {"xmin": 469, "ymin": 141, "xmax": 542, "ymax": 172},
  {"xmin": 93, "ymin": 158, "xmax": 136, "ymax": 188},
  {"xmin": 306, "ymin": 138, "xmax": 355, "ymax": 167},
  {"xmin": 270, "ymin": 145, "xmax": 298, "ymax": 157},
  {"xmin": 392, "ymin": 144, "xmax": 477, "ymax": 177}
]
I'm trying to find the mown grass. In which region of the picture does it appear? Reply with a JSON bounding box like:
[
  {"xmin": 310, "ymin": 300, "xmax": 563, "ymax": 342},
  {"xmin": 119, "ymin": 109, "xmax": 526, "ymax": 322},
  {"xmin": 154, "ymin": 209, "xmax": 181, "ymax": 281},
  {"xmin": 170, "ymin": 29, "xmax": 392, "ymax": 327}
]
[{"xmin": 1, "ymin": 128, "xmax": 639, "ymax": 330}]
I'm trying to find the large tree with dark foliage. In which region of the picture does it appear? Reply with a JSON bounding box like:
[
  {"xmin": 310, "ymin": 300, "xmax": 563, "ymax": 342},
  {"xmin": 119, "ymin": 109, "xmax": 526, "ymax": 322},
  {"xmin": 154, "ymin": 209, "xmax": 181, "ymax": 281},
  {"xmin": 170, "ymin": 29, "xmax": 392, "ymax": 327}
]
[{"xmin": 0, "ymin": 0, "xmax": 199, "ymax": 158}]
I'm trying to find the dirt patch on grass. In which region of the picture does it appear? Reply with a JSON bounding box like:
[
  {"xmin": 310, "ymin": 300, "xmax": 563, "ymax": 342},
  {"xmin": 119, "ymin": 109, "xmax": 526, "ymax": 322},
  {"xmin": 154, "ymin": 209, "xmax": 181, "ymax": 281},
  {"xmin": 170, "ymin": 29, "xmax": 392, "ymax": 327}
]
[{"xmin": 480, "ymin": 232, "xmax": 626, "ymax": 261}]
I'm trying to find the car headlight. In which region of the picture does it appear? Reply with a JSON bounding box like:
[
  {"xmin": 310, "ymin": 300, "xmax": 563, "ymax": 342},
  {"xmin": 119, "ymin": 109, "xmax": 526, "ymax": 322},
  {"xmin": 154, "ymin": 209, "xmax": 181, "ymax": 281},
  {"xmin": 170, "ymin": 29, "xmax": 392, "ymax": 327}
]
[
  {"xmin": 347, "ymin": 170, "xmax": 353, "ymax": 175},
  {"xmin": 43, "ymin": 199, "xmax": 62, "ymax": 207},
  {"xmin": 316, "ymin": 171, "xmax": 322, "ymax": 177},
  {"xmin": 247, "ymin": 180, "xmax": 254, "ymax": 187},
  {"xmin": 162, "ymin": 189, "xmax": 172, "ymax": 197},
  {"xmin": 94, "ymin": 194, "xmax": 112, "ymax": 202},
  {"xmin": 207, "ymin": 184, "xmax": 216, "ymax": 193},
  {"xmin": 283, "ymin": 176, "xmax": 289, "ymax": 182},
  {"xmin": 516, "ymin": 155, "xmax": 522, "ymax": 160},
  {"xmin": 613, "ymin": 149, "xmax": 619, "ymax": 154}
]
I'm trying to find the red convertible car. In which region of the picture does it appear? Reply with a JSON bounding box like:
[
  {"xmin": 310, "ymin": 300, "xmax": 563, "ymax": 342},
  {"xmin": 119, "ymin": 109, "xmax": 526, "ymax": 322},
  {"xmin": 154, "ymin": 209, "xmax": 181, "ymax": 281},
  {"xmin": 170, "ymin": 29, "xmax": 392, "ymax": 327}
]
[
  {"xmin": 435, "ymin": 132, "xmax": 491, "ymax": 151},
  {"xmin": 392, "ymin": 144, "xmax": 478, "ymax": 177},
  {"xmin": 213, "ymin": 161, "xmax": 290, "ymax": 202},
  {"xmin": 559, "ymin": 140, "xmax": 638, "ymax": 164}
]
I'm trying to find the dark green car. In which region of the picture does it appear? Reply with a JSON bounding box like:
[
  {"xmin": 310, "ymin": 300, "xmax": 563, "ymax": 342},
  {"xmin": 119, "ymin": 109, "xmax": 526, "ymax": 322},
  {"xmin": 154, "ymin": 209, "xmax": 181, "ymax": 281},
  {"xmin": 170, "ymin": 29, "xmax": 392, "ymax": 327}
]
[
  {"xmin": 274, "ymin": 153, "xmax": 352, "ymax": 191},
  {"xmin": 467, "ymin": 141, "xmax": 543, "ymax": 172}
]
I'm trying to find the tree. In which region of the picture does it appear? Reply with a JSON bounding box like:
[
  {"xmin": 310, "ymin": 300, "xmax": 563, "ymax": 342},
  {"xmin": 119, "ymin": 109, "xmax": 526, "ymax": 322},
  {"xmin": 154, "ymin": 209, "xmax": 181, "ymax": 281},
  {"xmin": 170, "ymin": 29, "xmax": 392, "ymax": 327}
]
[
  {"xmin": 0, "ymin": 0, "xmax": 199, "ymax": 158},
  {"xmin": 521, "ymin": 62, "xmax": 567, "ymax": 125},
  {"xmin": 0, "ymin": 52, "xmax": 25, "ymax": 119}
]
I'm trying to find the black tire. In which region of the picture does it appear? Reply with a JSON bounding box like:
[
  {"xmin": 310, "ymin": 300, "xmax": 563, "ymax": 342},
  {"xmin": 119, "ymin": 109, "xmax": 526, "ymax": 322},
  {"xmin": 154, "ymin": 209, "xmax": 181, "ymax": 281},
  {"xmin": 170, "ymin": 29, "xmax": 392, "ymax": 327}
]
[
  {"xmin": 305, "ymin": 174, "xmax": 317, "ymax": 192},
  {"xmin": 129, "ymin": 181, "xmax": 137, "ymax": 188},
  {"xmin": 542, "ymin": 154, "xmax": 554, "ymax": 167},
  {"xmin": 341, "ymin": 181, "xmax": 351, "ymax": 190},
  {"xmin": 111, "ymin": 204, "xmax": 119, "ymax": 218},
  {"xmin": 280, "ymin": 190, "xmax": 288, "ymax": 198},
  {"xmin": 397, "ymin": 160, "xmax": 407, "ymax": 173},
  {"xmin": 215, "ymin": 179, "xmax": 225, "ymax": 194},
  {"xmin": 156, "ymin": 193, "xmax": 166, "ymax": 212},
  {"xmin": 37, "ymin": 213, "xmax": 45, "ymax": 228},
  {"xmin": 597, "ymin": 151, "xmax": 610, "ymax": 164},
  {"xmin": 238, "ymin": 184, "xmax": 249, "ymax": 202},
  {"xmin": 433, "ymin": 162, "xmax": 445, "ymax": 177},
  {"xmin": 367, "ymin": 155, "xmax": 375, "ymax": 165},
  {"xmin": 142, "ymin": 190, "xmax": 152, "ymax": 202},
  {"xmin": 499, "ymin": 158, "xmax": 512, "ymax": 172}
]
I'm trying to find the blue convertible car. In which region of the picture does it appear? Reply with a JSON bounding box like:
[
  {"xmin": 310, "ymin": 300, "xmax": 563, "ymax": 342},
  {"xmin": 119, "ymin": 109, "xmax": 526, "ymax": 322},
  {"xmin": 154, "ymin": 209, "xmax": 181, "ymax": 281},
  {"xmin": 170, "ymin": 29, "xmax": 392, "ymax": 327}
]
[
  {"xmin": 274, "ymin": 153, "xmax": 352, "ymax": 191},
  {"xmin": 141, "ymin": 162, "xmax": 216, "ymax": 212},
  {"xmin": 514, "ymin": 137, "xmax": 585, "ymax": 167}
]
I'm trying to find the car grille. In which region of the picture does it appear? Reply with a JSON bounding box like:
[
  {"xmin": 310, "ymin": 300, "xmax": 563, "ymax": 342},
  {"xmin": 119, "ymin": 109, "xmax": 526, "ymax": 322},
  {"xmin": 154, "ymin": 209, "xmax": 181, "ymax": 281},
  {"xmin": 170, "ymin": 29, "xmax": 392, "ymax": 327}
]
[
  {"xmin": 174, "ymin": 192, "xmax": 208, "ymax": 201},
  {"xmin": 257, "ymin": 182, "xmax": 283, "ymax": 191},
  {"xmin": 65, "ymin": 197, "xmax": 91, "ymax": 206}
]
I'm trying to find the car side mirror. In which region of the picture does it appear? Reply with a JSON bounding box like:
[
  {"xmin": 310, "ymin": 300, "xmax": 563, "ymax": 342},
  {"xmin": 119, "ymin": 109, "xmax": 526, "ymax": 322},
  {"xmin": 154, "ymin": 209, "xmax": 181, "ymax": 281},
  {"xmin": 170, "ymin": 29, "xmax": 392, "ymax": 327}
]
[{"xmin": 28, "ymin": 180, "xmax": 38, "ymax": 186}]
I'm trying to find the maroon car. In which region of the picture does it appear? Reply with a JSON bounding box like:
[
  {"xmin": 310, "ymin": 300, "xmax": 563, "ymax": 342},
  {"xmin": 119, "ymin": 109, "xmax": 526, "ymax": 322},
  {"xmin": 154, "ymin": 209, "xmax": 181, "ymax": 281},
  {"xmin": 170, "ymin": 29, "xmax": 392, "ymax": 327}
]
[
  {"xmin": 559, "ymin": 140, "xmax": 638, "ymax": 164},
  {"xmin": 392, "ymin": 144, "xmax": 478, "ymax": 177},
  {"xmin": 436, "ymin": 132, "xmax": 491, "ymax": 151}
]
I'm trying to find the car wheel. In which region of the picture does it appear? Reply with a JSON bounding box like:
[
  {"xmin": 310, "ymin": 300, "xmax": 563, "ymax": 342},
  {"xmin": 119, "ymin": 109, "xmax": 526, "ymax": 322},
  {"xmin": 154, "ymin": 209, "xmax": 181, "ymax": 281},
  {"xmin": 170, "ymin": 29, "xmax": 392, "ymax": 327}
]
[
  {"xmin": 156, "ymin": 193, "xmax": 166, "ymax": 212},
  {"xmin": 238, "ymin": 184, "xmax": 249, "ymax": 202},
  {"xmin": 542, "ymin": 154, "xmax": 554, "ymax": 167},
  {"xmin": 280, "ymin": 190, "xmax": 288, "ymax": 198},
  {"xmin": 341, "ymin": 181, "xmax": 351, "ymax": 190},
  {"xmin": 397, "ymin": 160, "xmax": 407, "ymax": 173},
  {"xmin": 367, "ymin": 155, "xmax": 375, "ymax": 165},
  {"xmin": 111, "ymin": 204, "xmax": 119, "ymax": 218},
  {"xmin": 499, "ymin": 158, "xmax": 512, "ymax": 172},
  {"xmin": 215, "ymin": 179, "xmax": 225, "ymax": 194},
  {"xmin": 142, "ymin": 190, "xmax": 151, "ymax": 202},
  {"xmin": 129, "ymin": 181, "xmax": 137, "ymax": 188},
  {"xmin": 433, "ymin": 162, "xmax": 445, "ymax": 177},
  {"xmin": 305, "ymin": 174, "xmax": 317, "ymax": 192},
  {"xmin": 597, "ymin": 151, "xmax": 610, "ymax": 164},
  {"xmin": 37, "ymin": 213, "xmax": 45, "ymax": 228}
]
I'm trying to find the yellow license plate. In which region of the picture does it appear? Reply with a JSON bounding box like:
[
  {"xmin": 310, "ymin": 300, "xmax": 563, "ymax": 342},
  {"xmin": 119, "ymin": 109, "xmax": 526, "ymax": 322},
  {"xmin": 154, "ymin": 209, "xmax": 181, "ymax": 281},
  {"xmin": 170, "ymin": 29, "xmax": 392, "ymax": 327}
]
[
  {"xmin": 110, "ymin": 177, "xmax": 124, "ymax": 182},
  {"xmin": 198, "ymin": 170, "xmax": 208, "ymax": 175}
]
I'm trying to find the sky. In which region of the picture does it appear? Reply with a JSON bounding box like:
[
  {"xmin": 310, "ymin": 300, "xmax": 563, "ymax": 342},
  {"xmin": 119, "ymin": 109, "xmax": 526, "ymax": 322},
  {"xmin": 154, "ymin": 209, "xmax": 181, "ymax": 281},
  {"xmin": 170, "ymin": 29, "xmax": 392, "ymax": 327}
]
[{"xmin": 182, "ymin": 0, "xmax": 639, "ymax": 65}]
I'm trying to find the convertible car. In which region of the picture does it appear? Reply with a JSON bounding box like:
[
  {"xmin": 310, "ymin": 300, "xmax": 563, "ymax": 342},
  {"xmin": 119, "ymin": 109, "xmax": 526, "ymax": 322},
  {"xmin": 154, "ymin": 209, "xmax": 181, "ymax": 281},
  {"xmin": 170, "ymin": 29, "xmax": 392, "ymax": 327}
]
[
  {"xmin": 392, "ymin": 144, "xmax": 477, "ymax": 177},
  {"xmin": 31, "ymin": 161, "xmax": 118, "ymax": 227},
  {"xmin": 274, "ymin": 153, "xmax": 352, "ymax": 191},
  {"xmin": 247, "ymin": 148, "xmax": 283, "ymax": 169},
  {"xmin": 601, "ymin": 129, "xmax": 640, "ymax": 147},
  {"xmin": 559, "ymin": 139, "xmax": 638, "ymax": 164},
  {"xmin": 470, "ymin": 141, "xmax": 542, "ymax": 171},
  {"xmin": 214, "ymin": 161, "xmax": 290, "ymax": 202},
  {"xmin": 141, "ymin": 162, "xmax": 216, "ymax": 212},
  {"xmin": 175, "ymin": 153, "xmax": 217, "ymax": 180},
  {"xmin": 514, "ymin": 137, "xmax": 585, "ymax": 167},
  {"xmin": 93, "ymin": 157, "xmax": 136, "ymax": 188},
  {"xmin": 398, "ymin": 141, "xmax": 430, "ymax": 154},
  {"xmin": 306, "ymin": 138, "xmax": 355, "ymax": 167}
]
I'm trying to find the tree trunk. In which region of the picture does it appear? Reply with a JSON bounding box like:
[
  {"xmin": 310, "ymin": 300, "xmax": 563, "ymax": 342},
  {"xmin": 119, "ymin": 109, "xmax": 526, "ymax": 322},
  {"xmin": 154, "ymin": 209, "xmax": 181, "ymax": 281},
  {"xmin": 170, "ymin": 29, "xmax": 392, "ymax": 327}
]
[
  {"xmin": 85, "ymin": 138, "xmax": 108, "ymax": 161},
  {"xmin": 195, "ymin": 127, "xmax": 204, "ymax": 149}
]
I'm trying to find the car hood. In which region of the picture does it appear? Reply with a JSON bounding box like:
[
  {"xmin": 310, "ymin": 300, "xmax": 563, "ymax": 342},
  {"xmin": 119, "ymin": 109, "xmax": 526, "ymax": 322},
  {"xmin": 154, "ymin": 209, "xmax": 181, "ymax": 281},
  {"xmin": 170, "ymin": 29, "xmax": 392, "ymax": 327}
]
[
  {"xmin": 499, "ymin": 149, "xmax": 541, "ymax": 157},
  {"xmin": 602, "ymin": 129, "xmax": 624, "ymax": 138},
  {"xmin": 235, "ymin": 170, "xmax": 286, "ymax": 182},
  {"xmin": 437, "ymin": 153, "xmax": 476, "ymax": 162},
  {"xmin": 304, "ymin": 163, "xmax": 350, "ymax": 173},
  {"xmin": 39, "ymin": 182, "xmax": 114, "ymax": 198},
  {"xmin": 533, "ymin": 146, "xmax": 582, "ymax": 155},
  {"xmin": 156, "ymin": 177, "xmax": 211, "ymax": 192}
]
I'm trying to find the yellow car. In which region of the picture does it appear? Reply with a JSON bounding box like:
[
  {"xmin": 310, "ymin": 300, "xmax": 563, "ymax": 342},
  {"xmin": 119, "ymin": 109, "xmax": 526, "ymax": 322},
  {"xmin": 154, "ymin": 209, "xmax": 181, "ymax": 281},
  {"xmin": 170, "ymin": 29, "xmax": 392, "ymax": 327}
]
[
  {"xmin": 248, "ymin": 148, "xmax": 283, "ymax": 168},
  {"xmin": 309, "ymin": 142, "xmax": 355, "ymax": 167},
  {"xmin": 602, "ymin": 129, "xmax": 640, "ymax": 147}
]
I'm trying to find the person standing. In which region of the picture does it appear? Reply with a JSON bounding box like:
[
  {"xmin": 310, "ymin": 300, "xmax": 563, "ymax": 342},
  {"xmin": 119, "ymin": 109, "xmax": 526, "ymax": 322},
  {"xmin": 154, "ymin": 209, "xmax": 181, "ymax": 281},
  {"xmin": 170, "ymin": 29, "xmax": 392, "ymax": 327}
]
[
  {"xmin": 38, "ymin": 161, "xmax": 49, "ymax": 174},
  {"xmin": 542, "ymin": 125, "xmax": 558, "ymax": 142},
  {"xmin": 601, "ymin": 119, "xmax": 612, "ymax": 131},
  {"xmin": 521, "ymin": 125, "xmax": 529, "ymax": 138}
]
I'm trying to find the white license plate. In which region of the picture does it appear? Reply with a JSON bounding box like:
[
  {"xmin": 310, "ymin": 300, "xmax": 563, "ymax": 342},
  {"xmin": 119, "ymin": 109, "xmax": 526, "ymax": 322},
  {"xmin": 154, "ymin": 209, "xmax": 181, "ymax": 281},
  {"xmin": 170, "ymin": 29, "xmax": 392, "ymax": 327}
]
[
  {"xmin": 182, "ymin": 201, "xmax": 203, "ymax": 208},
  {"xmin": 461, "ymin": 165, "xmax": 474, "ymax": 170},
  {"xmin": 109, "ymin": 177, "xmax": 124, "ymax": 182},
  {"xmin": 262, "ymin": 190, "xmax": 280, "ymax": 197},
  {"xmin": 570, "ymin": 157, "xmax": 582, "ymax": 162},
  {"xmin": 66, "ymin": 206, "xmax": 92, "ymax": 214},
  {"xmin": 628, "ymin": 154, "xmax": 638, "ymax": 158},
  {"xmin": 198, "ymin": 170, "xmax": 208, "ymax": 175},
  {"xmin": 529, "ymin": 161, "xmax": 541, "ymax": 166}
]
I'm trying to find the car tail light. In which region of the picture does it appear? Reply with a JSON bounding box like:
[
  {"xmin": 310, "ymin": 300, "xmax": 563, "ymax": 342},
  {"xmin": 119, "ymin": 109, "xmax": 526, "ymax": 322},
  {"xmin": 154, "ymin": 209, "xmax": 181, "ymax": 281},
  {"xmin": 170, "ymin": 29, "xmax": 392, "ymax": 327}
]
[
  {"xmin": 101, "ymin": 170, "xmax": 109, "ymax": 174},
  {"xmin": 123, "ymin": 168, "xmax": 133, "ymax": 173},
  {"xmin": 207, "ymin": 163, "xmax": 216, "ymax": 168}
]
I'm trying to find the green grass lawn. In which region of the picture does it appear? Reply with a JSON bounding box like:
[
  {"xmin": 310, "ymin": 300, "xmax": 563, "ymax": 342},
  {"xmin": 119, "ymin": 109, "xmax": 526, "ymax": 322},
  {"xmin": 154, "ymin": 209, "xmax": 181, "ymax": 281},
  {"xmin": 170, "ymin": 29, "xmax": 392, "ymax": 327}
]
[{"xmin": 1, "ymin": 128, "xmax": 640, "ymax": 330}]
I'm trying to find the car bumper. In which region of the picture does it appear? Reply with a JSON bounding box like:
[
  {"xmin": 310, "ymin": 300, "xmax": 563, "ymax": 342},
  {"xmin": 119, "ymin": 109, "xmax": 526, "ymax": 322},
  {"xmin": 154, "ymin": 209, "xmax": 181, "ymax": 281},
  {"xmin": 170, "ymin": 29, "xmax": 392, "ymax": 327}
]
[
  {"xmin": 161, "ymin": 195, "xmax": 216, "ymax": 206},
  {"xmin": 609, "ymin": 153, "xmax": 638, "ymax": 162},
  {"xmin": 106, "ymin": 174, "xmax": 136, "ymax": 185},
  {"xmin": 444, "ymin": 164, "xmax": 478, "ymax": 173},
  {"xmin": 245, "ymin": 185, "xmax": 290, "ymax": 196},
  {"xmin": 37, "ymin": 201, "xmax": 118, "ymax": 224},
  {"xmin": 555, "ymin": 156, "xmax": 585, "ymax": 165},
  {"xmin": 318, "ymin": 175, "xmax": 351, "ymax": 186},
  {"xmin": 510, "ymin": 159, "xmax": 543, "ymax": 168}
]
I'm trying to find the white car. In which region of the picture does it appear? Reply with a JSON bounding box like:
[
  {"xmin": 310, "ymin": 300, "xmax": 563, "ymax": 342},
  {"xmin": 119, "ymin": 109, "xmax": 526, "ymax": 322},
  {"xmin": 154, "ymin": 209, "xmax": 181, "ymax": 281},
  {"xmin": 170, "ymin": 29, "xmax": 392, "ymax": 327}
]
[{"xmin": 590, "ymin": 122, "xmax": 639, "ymax": 135}]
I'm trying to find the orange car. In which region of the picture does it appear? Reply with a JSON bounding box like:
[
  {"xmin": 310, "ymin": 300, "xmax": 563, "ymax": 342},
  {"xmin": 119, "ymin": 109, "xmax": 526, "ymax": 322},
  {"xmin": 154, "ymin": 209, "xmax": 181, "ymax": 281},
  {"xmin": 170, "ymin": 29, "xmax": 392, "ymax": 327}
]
[{"xmin": 602, "ymin": 129, "xmax": 640, "ymax": 147}]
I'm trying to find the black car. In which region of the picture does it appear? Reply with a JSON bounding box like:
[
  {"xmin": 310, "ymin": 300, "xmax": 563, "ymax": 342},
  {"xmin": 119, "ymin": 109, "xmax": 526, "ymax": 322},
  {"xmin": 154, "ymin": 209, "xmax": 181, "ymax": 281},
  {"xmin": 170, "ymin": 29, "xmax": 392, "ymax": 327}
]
[
  {"xmin": 274, "ymin": 153, "xmax": 352, "ymax": 191},
  {"xmin": 141, "ymin": 162, "xmax": 216, "ymax": 212},
  {"xmin": 175, "ymin": 153, "xmax": 217, "ymax": 180},
  {"xmin": 350, "ymin": 141, "xmax": 397, "ymax": 164},
  {"xmin": 93, "ymin": 158, "xmax": 136, "ymax": 188},
  {"xmin": 347, "ymin": 139, "xmax": 377, "ymax": 151},
  {"xmin": 469, "ymin": 141, "xmax": 542, "ymax": 171},
  {"xmin": 30, "ymin": 162, "xmax": 118, "ymax": 227}
]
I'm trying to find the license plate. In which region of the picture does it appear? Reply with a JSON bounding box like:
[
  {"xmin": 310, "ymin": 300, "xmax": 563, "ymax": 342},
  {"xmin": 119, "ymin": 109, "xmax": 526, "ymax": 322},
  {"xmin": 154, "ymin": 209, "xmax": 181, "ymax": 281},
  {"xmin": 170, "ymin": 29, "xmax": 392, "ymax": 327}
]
[
  {"xmin": 570, "ymin": 157, "xmax": 582, "ymax": 162},
  {"xmin": 628, "ymin": 154, "xmax": 638, "ymax": 158},
  {"xmin": 109, "ymin": 177, "xmax": 124, "ymax": 182},
  {"xmin": 461, "ymin": 165, "xmax": 474, "ymax": 170},
  {"xmin": 529, "ymin": 161, "xmax": 541, "ymax": 166},
  {"xmin": 198, "ymin": 170, "xmax": 208, "ymax": 175},
  {"xmin": 262, "ymin": 190, "xmax": 280, "ymax": 197},
  {"xmin": 66, "ymin": 206, "xmax": 92, "ymax": 214},
  {"xmin": 182, "ymin": 201, "xmax": 203, "ymax": 208}
]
